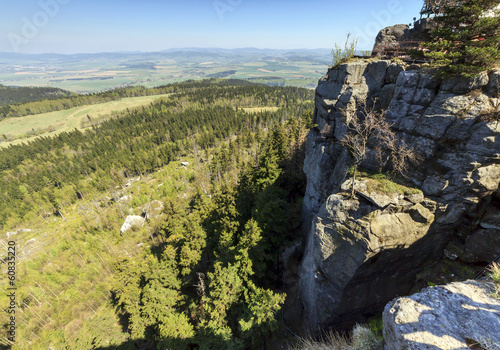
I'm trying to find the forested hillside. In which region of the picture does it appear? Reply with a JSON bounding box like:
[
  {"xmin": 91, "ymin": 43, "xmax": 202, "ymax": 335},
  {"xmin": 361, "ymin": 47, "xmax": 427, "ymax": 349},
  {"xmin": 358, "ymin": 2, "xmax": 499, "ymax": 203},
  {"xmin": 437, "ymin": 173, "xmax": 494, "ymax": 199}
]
[
  {"xmin": 0, "ymin": 85, "xmax": 75, "ymax": 106},
  {"xmin": 0, "ymin": 79, "xmax": 314, "ymax": 349}
]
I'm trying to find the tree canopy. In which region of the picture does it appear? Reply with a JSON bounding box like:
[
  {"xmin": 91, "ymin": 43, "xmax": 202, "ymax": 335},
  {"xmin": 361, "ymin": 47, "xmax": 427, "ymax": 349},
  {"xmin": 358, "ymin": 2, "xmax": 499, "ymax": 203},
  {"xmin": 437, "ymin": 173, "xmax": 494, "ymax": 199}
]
[{"xmin": 416, "ymin": 0, "xmax": 500, "ymax": 75}]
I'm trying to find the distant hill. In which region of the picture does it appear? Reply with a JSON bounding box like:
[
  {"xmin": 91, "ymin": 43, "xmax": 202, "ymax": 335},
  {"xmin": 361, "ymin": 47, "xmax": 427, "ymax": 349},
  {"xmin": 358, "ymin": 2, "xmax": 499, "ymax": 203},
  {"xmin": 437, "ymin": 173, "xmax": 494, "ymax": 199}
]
[
  {"xmin": 0, "ymin": 48, "xmax": 332, "ymax": 64},
  {"xmin": 0, "ymin": 85, "xmax": 74, "ymax": 106}
]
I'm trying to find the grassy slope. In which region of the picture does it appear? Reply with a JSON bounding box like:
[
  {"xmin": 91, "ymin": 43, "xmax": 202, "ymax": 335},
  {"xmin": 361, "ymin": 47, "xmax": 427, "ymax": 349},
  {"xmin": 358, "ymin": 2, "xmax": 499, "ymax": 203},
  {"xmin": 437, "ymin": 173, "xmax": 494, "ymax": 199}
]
[{"xmin": 0, "ymin": 94, "xmax": 171, "ymax": 147}]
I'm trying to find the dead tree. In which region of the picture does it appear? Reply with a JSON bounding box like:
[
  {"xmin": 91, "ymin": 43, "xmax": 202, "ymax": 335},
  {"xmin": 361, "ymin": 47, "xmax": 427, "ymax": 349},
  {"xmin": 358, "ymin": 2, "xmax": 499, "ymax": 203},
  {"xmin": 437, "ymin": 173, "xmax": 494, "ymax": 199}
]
[{"xmin": 341, "ymin": 103, "xmax": 419, "ymax": 196}]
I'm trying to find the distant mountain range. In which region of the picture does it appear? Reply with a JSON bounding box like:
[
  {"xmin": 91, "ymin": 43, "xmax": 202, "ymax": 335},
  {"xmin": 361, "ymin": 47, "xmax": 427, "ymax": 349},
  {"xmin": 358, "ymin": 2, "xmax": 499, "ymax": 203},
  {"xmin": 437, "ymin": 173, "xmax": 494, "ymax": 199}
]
[{"xmin": 0, "ymin": 48, "xmax": 333, "ymax": 62}]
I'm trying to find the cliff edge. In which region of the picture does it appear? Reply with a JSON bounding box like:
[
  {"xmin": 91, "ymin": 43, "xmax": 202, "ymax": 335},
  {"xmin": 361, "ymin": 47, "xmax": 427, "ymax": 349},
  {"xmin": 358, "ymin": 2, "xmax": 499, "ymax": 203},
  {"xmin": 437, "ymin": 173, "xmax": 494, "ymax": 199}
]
[{"xmin": 299, "ymin": 58, "xmax": 500, "ymax": 333}]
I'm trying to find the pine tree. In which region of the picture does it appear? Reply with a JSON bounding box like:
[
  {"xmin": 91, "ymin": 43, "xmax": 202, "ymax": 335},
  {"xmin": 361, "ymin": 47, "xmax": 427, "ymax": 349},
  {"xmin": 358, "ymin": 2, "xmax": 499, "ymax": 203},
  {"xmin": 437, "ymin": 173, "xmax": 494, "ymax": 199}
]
[{"xmin": 420, "ymin": 0, "xmax": 500, "ymax": 75}]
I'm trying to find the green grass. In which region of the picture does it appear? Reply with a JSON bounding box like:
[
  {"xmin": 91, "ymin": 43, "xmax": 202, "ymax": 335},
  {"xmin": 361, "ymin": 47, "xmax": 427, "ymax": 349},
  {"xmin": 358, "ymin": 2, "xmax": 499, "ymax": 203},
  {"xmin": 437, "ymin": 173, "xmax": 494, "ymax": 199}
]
[
  {"xmin": 0, "ymin": 94, "xmax": 171, "ymax": 147},
  {"xmin": 353, "ymin": 169, "xmax": 422, "ymax": 196}
]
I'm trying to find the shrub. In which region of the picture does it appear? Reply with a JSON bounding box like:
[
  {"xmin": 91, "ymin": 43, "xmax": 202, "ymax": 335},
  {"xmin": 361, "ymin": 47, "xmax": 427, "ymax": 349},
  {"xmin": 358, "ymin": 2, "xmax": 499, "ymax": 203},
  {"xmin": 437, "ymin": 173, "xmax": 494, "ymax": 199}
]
[{"xmin": 332, "ymin": 34, "xmax": 358, "ymax": 68}]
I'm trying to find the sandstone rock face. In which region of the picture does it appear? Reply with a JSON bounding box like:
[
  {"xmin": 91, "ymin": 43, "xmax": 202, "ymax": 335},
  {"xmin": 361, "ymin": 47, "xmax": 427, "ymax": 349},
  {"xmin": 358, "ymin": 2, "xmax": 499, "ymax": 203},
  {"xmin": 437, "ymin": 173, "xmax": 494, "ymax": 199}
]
[
  {"xmin": 464, "ymin": 229, "xmax": 500, "ymax": 263},
  {"xmin": 299, "ymin": 59, "xmax": 500, "ymax": 333},
  {"xmin": 383, "ymin": 280, "xmax": 500, "ymax": 350},
  {"xmin": 300, "ymin": 191, "xmax": 437, "ymax": 331}
]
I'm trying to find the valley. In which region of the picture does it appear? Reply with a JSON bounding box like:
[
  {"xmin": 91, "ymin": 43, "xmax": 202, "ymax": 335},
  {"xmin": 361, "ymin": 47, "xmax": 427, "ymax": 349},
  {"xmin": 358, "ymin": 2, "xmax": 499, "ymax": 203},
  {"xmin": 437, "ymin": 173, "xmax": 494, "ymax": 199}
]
[
  {"xmin": 0, "ymin": 49, "xmax": 331, "ymax": 93},
  {"xmin": 0, "ymin": 79, "xmax": 315, "ymax": 349}
]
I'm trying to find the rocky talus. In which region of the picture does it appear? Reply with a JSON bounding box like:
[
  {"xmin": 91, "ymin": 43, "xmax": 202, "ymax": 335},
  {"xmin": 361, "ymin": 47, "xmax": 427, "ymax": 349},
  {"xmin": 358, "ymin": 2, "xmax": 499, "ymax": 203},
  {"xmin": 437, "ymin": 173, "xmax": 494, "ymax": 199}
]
[{"xmin": 299, "ymin": 59, "xmax": 500, "ymax": 333}]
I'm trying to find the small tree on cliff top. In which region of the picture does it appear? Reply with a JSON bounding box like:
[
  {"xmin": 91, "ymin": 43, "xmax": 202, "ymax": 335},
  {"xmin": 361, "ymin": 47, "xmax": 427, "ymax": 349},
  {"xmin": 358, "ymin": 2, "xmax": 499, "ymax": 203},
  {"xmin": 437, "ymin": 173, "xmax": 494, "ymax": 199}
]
[
  {"xmin": 417, "ymin": 0, "xmax": 500, "ymax": 75},
  {"xmin": 340, "ymin": 104, "xmax": 419, "ymax": 195}
]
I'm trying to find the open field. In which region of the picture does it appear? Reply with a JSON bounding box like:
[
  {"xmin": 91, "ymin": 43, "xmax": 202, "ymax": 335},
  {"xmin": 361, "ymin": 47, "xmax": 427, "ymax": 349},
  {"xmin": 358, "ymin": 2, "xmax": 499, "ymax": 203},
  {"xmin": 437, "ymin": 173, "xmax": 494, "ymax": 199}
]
[
  {"xmin": 0, "ymin": 49, "xmax": 330, "ymax": 92},
  {"xmin": 0, "ymin": 94, "xmax": 171, "ymax": 147},
  {"xmin": 243, "ymin": 107, "xmax": 280, "ymax": 113}
]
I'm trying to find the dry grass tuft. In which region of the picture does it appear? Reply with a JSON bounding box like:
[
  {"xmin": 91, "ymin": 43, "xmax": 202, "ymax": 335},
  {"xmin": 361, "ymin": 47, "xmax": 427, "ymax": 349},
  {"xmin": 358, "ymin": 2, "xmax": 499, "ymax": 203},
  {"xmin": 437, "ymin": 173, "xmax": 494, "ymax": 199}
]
[
  {"xmin": 294, "ymin": 324, "xmax": 382, "ymax": 350},
  {"xmin": 489, "ymin": 262, "xmax": 500, "ymax": 298}
]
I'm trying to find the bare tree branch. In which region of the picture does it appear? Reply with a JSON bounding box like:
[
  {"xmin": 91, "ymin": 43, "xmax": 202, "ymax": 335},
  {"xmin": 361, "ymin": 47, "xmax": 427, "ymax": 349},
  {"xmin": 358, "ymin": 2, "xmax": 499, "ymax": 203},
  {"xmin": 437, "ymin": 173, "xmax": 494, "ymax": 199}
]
[{"xmin": 340, "ymin": 102, "xmax": 420, "ymax": 194}]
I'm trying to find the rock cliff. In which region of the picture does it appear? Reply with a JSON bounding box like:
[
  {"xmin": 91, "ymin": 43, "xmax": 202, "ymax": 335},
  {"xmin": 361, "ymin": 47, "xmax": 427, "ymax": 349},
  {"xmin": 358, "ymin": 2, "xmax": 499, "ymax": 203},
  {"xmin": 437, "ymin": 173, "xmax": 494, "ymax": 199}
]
[{"xmin": 299, "ymin": 59, "xmax": 500, "ymax": 333}]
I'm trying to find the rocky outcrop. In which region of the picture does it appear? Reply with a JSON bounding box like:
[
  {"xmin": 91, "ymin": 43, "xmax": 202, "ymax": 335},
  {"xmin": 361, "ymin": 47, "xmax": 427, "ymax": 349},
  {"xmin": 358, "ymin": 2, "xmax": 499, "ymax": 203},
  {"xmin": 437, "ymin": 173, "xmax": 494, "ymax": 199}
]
[
  {"xmin": 383, "ymin": 280, "xmax": 500, "ymax": 349},
  {"xmin": 120, "ymin": 215, "xmax": 145, "ymax": 235},
  {"xmin": 372, "ymin": 24, "xmax": 408, "ymax": 55},
  {"xmin": 299, "ymin": 59, "xmax": 500, "ymax": 333},
  {"xmin": 300, "ymin": 190, "xmax": 438, "ymax": 331},
  {"xmin": 372, "ymin": 20, "xmax": 436, "ymax": 56}
]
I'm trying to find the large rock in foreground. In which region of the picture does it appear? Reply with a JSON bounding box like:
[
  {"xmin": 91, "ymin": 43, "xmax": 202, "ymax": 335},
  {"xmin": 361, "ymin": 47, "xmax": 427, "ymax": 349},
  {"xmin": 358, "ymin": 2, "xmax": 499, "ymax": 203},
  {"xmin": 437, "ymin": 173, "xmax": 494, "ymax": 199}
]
[{"xmin": 383, "ymin": 280, "xmax": 500, "ymax": 350}]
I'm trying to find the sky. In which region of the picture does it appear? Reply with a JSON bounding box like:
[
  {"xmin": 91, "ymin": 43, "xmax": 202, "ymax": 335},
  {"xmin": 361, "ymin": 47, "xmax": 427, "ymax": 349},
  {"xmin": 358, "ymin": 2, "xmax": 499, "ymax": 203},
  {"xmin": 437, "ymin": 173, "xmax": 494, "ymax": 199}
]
[{"xmin": 0, "ymin": 0, "xmax": 424, "ymax": 54}]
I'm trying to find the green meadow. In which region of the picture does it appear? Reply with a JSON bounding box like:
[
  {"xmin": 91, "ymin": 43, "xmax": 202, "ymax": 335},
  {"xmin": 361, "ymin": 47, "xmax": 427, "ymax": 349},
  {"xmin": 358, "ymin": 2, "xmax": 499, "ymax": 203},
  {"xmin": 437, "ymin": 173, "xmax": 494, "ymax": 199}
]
[{"xmin": 0, "ymin": 94, "xmax": 171, "ymax": 147}]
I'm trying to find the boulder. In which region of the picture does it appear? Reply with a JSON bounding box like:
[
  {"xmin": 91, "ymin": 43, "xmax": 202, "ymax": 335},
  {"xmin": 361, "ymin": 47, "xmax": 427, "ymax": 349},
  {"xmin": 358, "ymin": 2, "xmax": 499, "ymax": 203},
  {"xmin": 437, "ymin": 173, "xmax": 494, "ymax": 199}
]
[
  {"xmin": 6, "ymin": 229, "xmax": 31, "ymax": 238},
  {"xmin": 383, "ymin": 280, "xmax": 500, "ymax": 349},
  {"xmin": 299, "ymin": 192, "xmax": 438, "ymax": 332},
  {"xmin": 125, "ymin": 177, "xmax": 141, "ymax": 187},
  {"xmin": 120, "ymin": 215, "xmax": 145, "ymax": 235},
  {"xmin": 118, "ymin": 195, "xmax": 132, "ymax": 203},
  {"xmin": 372, "ymin": 24, "xmax": 408, "ymax": 55}
]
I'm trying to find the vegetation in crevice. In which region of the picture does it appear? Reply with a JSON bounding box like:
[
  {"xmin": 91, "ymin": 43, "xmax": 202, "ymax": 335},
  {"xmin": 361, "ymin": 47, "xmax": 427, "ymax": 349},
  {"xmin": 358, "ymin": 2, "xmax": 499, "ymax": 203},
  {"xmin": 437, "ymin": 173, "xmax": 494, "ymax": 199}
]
[{"xmin": 331, "ymin": 33, "xmax": 359, "ymax": 68}]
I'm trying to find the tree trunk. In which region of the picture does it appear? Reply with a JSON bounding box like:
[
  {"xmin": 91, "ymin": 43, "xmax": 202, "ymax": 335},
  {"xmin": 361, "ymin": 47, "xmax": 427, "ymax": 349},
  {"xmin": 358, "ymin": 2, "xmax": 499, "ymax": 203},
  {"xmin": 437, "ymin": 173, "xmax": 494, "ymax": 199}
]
[{"xmin": 351, "ymin": 165, "xmax": 357, "ymax": 197}]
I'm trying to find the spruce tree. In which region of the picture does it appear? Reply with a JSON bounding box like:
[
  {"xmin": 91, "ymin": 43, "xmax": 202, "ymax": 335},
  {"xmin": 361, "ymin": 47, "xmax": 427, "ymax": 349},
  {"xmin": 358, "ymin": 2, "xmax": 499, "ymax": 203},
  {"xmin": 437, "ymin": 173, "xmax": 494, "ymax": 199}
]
[{"xmin": 420, "ymin": 0, "xmax": 500, "ymax": 75}]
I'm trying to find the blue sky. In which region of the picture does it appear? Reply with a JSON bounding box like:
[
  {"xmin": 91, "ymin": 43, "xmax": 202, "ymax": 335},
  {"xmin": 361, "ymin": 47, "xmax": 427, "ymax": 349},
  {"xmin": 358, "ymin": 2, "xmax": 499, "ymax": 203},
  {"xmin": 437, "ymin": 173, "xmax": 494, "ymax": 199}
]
[{"xmin": 0, "ymin": 0, "xmax": 423, "ymax": 54}]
